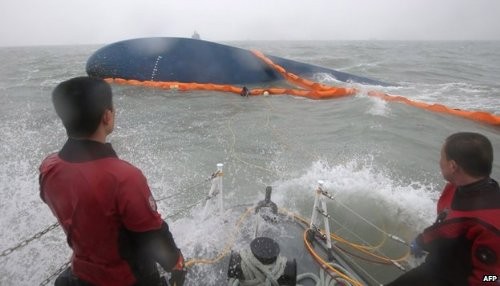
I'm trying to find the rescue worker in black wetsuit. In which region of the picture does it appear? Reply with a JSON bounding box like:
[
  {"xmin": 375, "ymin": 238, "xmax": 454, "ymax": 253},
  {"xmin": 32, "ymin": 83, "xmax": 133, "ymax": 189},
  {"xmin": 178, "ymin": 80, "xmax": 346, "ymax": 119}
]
[
  {"xmin": 39, "ymin": 77, "xmax": 186, "ymax": 286},
  {"xmin": 387, "ymin": 132, "xmax": 500, "ymax": 286}
]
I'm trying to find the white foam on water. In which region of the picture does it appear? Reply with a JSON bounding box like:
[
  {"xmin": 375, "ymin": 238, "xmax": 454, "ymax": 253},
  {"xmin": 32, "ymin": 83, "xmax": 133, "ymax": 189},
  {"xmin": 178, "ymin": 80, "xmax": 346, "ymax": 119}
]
[
  {"xmin": 355, "ymin": 89, "xmax": 391, "ymax": 118},
  {"xmin": 163, "ymin": 202, "xmax": 259, "ymax": 285},
  {"xmin": 367, "ymin": 96, "xmax": 389, "ymax": 117},
  {"xmin": 272, "ymin": 160, "xmax": 439, "ymax": 232},
  {"xmin": 312, "ymin": 72, "xmax": 343, "ymax": 85},
  {"xmin": 0, "ymin": 112, "xmax": 68, "ymax": 286}
]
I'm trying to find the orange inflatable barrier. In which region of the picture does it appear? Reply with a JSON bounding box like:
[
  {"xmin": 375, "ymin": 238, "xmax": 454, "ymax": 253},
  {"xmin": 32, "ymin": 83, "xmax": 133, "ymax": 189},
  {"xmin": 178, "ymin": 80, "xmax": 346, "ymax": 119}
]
[
  {"xmin": 105, "ymin": 78, "xmax": 357, "ymax": 100},
  {"xmin": 105, "ymin": 51, "xmax": 500, "ymax": 126},
  {"xmin": 106, "ymin": 78, "xmax": 246, "ymax": 95},
  {"xmin": 368, "ymin": 91, "xmax": 500, "ymax": 126},
  {"xmin": 251, "ymin": 50, "xmax": 356, "ymax": 96},
  {"xmin": 252, "ymin": 50, "xmax": 500, "ymax": 126}
]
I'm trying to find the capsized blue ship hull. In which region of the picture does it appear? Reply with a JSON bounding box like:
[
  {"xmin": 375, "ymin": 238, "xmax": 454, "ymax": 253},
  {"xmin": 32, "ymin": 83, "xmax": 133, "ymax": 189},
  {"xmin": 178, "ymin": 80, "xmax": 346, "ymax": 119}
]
[{"xmin": 86, "ymin": 37, "xmax": 391, "ymax": 86}]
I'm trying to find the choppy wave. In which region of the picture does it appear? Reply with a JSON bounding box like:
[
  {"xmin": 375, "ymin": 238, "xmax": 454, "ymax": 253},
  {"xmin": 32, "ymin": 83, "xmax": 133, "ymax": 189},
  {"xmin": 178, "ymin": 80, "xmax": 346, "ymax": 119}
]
[{"xmin": 1, "ymin": 41, "xmax": 499, "ymax": 285}]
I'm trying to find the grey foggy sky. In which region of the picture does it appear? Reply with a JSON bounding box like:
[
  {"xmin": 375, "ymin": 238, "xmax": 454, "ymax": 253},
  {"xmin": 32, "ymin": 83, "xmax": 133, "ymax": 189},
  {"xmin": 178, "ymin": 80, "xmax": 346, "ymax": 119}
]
[{"xmin": 1, "ymin": 0, "xmax": 499, "ymax": 47}]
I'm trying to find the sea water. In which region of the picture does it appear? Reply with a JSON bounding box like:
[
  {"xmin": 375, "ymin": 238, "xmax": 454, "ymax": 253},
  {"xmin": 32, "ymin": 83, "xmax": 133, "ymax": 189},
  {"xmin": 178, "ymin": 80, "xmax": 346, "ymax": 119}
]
[{"xmin": 0, "ymin": 41, "xmax": 499, "ymax": 285}]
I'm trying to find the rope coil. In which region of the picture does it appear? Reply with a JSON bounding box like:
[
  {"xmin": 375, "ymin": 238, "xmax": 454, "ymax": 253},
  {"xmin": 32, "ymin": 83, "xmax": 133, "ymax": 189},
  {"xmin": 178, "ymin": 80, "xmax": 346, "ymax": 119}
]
[{"xmin": 229, "ymin": 249, "xmax": 287, "ymax": 286}]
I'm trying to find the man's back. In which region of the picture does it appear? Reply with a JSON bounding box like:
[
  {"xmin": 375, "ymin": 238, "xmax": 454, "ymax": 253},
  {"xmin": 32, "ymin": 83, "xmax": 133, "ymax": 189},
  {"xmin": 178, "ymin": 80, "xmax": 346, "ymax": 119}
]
[{"xmin": 40, "ymin": 139, "xmax": 163, "ymax": 286}]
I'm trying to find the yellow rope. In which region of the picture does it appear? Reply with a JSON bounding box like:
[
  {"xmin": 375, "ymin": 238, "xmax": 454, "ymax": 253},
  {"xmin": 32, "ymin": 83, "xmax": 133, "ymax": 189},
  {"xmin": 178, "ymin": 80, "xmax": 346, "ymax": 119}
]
[
  {"xmin": 262, "ymin": 97, "xmax": 320, "ymax": 162},
  {"xmin": 287, "ymin": 210, "xmax": 410, "ymax": 263},
  {"xmin": 225, "ymin": 103, "xmax": 276, "ymax": 175},
  {"xmin": 302, "ymin": 229, "xmax": 364, "ymax": 286}
]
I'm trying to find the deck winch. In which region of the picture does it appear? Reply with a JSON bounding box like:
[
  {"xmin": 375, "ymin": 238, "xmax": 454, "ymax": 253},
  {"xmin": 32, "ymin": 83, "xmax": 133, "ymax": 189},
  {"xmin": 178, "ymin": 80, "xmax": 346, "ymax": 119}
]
[
  {"xmin": 227, "ymin": 237, "xmax": 297, "ymax": 286},
  {"xmin": 228, "ymin": 188, "xmax": 297, "ymax": 285}
]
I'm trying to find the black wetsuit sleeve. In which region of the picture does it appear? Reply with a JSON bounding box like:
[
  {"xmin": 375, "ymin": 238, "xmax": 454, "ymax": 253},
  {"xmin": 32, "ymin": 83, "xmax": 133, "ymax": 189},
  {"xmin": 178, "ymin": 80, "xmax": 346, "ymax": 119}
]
[{"xmin": 126, "ymin": 221, "xmax": 180, "ymax": 272}]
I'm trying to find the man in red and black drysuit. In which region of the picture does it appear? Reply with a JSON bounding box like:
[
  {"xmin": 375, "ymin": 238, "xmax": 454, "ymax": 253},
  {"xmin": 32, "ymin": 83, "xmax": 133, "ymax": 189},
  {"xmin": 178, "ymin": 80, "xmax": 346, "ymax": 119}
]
[
  {"xmin": 387, "ymin": 132, "xmax": 500, "ymax": 286},
  {"xmin": 39, "ymin": 77, "xmax": 185, "ymax": 286}
]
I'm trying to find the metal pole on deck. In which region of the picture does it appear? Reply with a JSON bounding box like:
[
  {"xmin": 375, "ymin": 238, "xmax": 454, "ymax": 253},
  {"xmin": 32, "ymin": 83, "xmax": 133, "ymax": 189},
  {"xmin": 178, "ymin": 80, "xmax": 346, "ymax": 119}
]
[
  {"xmin": 203, "ymin": 163, "xmax": 224, "ymax": 217},
  {"xmin": 310, "ymin": 180, "xmax": 323, "ymax": 230},
  {"xmin": 217, "ymin": 163, "xmax": 224, "ymax": 215},
  {"xmin": 309, "ymin": 180, "xmax": 335, "ymax": 261}
]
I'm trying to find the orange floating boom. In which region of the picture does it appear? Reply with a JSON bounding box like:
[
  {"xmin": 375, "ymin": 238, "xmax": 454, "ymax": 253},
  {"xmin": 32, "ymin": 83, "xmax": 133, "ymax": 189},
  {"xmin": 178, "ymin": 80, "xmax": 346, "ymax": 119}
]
[
  {"xmin": 106, "ymin": 50, "xmax": 500, "ymax": 126},
  {"xmin": 252, "ymin": 51, "xmax": 500, "ymax": 126},
  {"xmin": 368, "ymin": 91, "xmax": 500, "ymax": 126}
]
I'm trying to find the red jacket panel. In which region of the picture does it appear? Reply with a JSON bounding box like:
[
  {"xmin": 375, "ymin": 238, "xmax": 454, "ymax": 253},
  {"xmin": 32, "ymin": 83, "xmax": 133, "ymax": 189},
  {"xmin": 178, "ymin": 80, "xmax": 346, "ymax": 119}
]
[{"xmin": 40, "ymin": 140, "xmax": 164, "ymax": 286}]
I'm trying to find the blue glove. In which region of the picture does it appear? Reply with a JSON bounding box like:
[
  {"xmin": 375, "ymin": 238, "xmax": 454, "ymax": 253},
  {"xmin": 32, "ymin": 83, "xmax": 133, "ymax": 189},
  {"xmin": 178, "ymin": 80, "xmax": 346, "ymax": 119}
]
[{"xmin": 410, "ymin": 239, "xmax": 424, "ymax": 258}]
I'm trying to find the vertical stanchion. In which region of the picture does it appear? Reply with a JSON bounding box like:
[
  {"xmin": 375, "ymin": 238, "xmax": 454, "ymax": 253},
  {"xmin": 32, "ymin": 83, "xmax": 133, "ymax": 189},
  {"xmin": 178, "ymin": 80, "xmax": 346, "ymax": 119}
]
[
  {"xmin": 309, "ymin": 180, "xmax": 335, "ymax": 261},
  {"xmin": 309, "ymin": 180, "xmax": 323, "ymax": 230},
  {"xmin": 217, "ymin": 163, "xmax": 224, "ymax": 215},
  {"xmin": 322, "ymin": 198, "xmax": 333, "ymax": 255},
  {"xmin": 203, "ymin": 163, "xmax": 224, "ymax": 218}
]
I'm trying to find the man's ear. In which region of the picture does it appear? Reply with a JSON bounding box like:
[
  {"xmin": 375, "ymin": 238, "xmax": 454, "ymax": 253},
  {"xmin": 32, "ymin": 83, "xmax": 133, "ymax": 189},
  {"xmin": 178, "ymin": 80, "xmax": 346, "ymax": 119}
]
[
  {"xmin": 102, "ymin": 109, "xmax": 113, "ymax": 125},
  {"xmin": 449, "ymin": 160, "xmax": 459, "ymax": 173}
]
